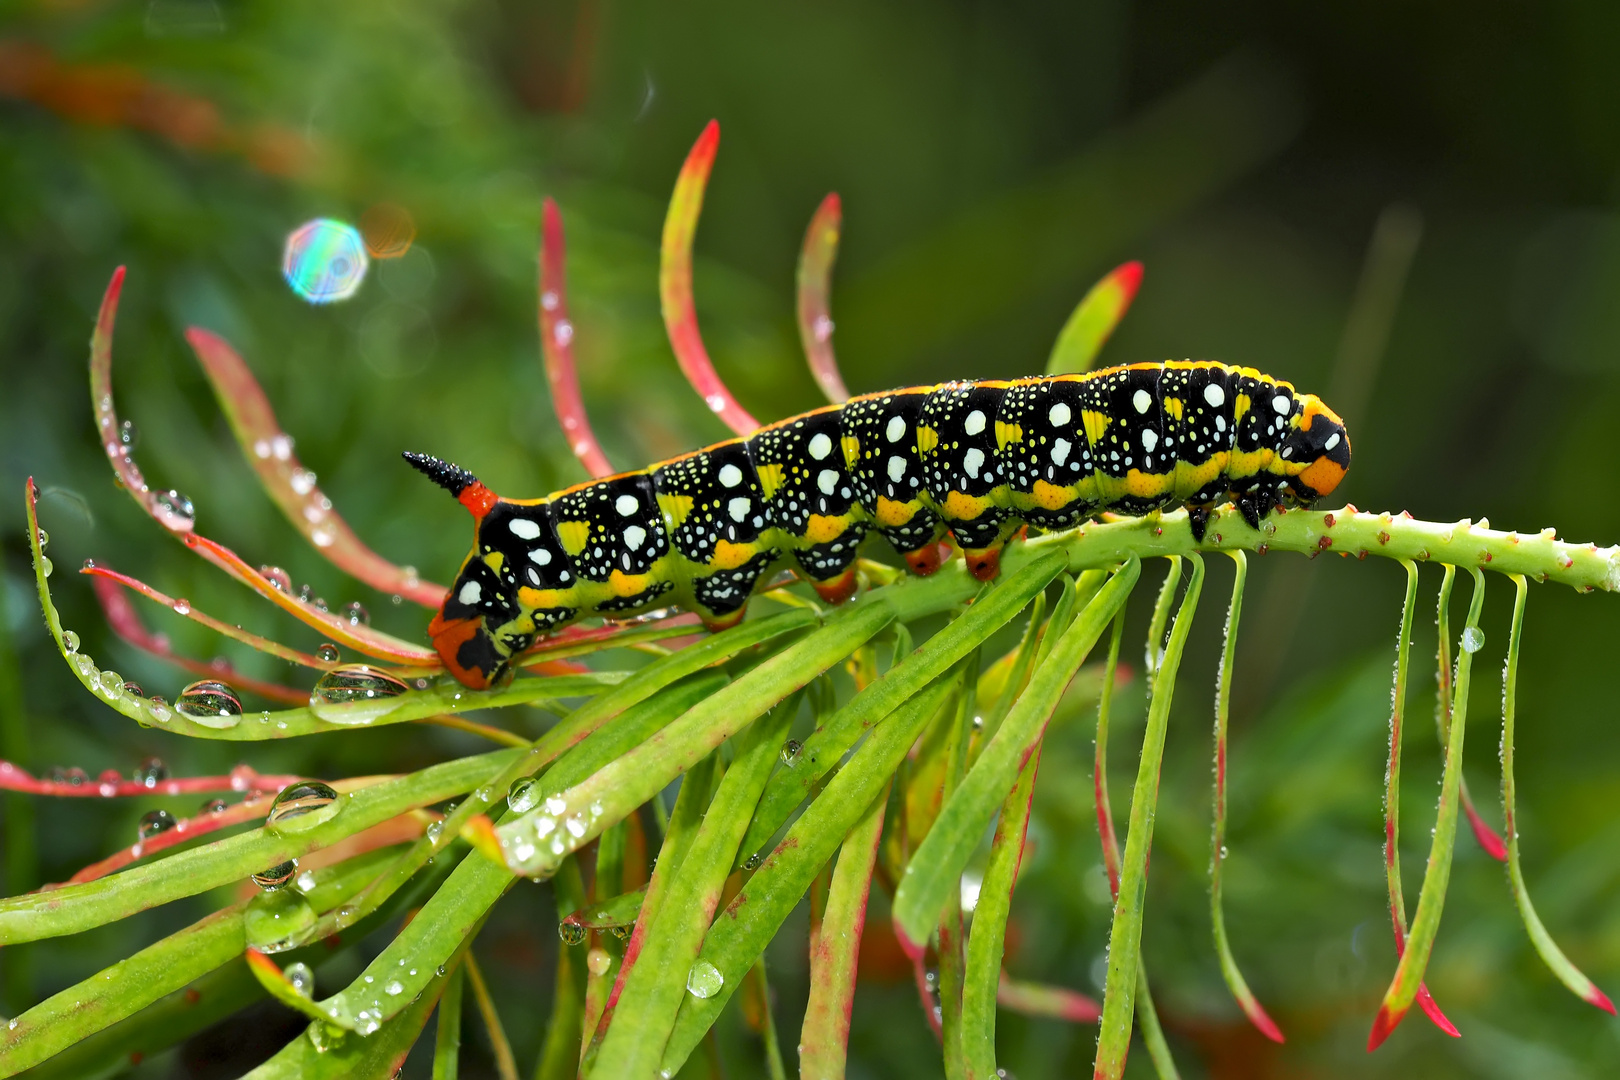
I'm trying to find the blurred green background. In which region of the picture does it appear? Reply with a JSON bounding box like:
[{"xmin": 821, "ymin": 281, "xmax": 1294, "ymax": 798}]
[{"xmin": 3, "ymin": 1, "xmax": 1620, "ymax": 1076}]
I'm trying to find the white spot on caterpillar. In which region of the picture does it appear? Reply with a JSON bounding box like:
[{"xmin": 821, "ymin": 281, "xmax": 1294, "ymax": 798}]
[
  {"xmin": 1272, "ymin": 395, "xmax": 1291, "ymax": 415},
  {"xmin": 1133, "ymin": 389, "xmax": 1152, "ymax": 414},
  {"xmin": 509, "ymin": 518, "xmax": 541, "ymax": 540},
  {"xmin": 887, "ymin": 456, "xmax": 907, "ymax": 482},
  {"xmin": 1324, "ymin": 432, "xmax": 1341, "ymax": 451},
  {"xmin": 1205, "ymin": 383, "xmax": 1225, "ymax": 407},
  {"xmin": 1049, "ymin": 401, "xmax": 1071, "ymax": 427},
  {"xmin": 624, "ymin": 525, "xmax": 646, "ymax": 550},
  {"xmin": 885, "ymin": 416, "xmax": 907, "ymax": 443},
  {"xmin": 1141, "ymin": 429, "xmax": 1158, "ymax": 453},
  {"xmin": 728, "ymin": 497, "xmax": 750, "ymax": 522},
  {"xmin": 1281, "ymin": 446, "xmax": 1293, "ymax": 459},
  {"xmin": 1215, "ymin": 416, "xmax": 1227, "ymax": 433},
  {"xmin": 615, "ymin": 494, "xmax": 638, "ymax": 516},
  {"xmin": 818, "ymin": 469, "xmax": 838, "ymax": 495},
  {"xmin": 809, "ymin": 433, "xmax": 833, "ymax": 460},
  {"xmin": 964, "ymin": 410, "xmax": 986, "ymax": 436},
  {"xmin": 1052, "ymin": 438, "xmax": 1072, "ymax": 466},
  {"xmin": 718, "ymin": 464, "xmax": 743, "ymax": 488},
  {"xmin": 964, "ymin": 447, "xmax": 985, "ymax": 478},
  {"xmin": 529, "ymin": 548, "xmax": 552, "ymax": 566},
  {"xmin": 458, "ymin": 581, "xmax": 482, "ymax": 605}
]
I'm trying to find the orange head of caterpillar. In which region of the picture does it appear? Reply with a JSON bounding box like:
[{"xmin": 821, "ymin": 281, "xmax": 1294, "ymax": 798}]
[
  {"xmin": 1278, "ymin": 395, "xmax": 1351, "ymax": 503},
  {"xmin": 405, "ymin": 452, "xmax": 534, "ymax": 689}
]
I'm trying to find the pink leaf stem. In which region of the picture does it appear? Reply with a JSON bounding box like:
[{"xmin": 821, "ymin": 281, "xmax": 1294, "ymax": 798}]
[
  {"xmin": 796, "ymin": 192, "xmax": 850, "ymax": 405},
  {"xmin": 89, "ymin": 573, "xmax": 312, "ymax": 706},
  {"xmin": 0, "ymin": 760, "xmax": 295, "ymax": 801},
  {"xmin": 660, "ymin": 120, "xmax": 760, "ymax": 437},
  {"xmin": 185, "ymin": 327, "xmax": 447, "ymax": 607},
  {"xmin": 540, "ymin": 198, "xmax": 616, "ymax": 480}
]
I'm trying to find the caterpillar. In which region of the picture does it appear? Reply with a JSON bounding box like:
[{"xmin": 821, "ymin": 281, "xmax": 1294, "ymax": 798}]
[{"xmin": 407, "ymin": 360, "xmax": 1350, "ymax": 689}]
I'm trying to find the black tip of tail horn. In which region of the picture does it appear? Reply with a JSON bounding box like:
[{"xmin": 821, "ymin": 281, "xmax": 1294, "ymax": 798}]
[{"xmin": 402, "ymin": 451, "xmax": 479, "ymax": 498}]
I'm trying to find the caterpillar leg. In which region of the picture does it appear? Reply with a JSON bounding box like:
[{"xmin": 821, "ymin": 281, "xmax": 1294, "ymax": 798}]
[
  {"xmin": 902, "ymin": 540, "xmax": 949, "ymax": 576},
  {"xmin": 1235, "ymin": 483, "xmax": 1281, "ymax": 531},
  {"xmin": 699, "ymin": 607, "xmax": 749, "ymax": 633},
  {"xmin": 1187, "ymin": 503, "xmax": 1211, "ymax": 543},
  {"xmin": 808, "ymin": 565, "xmax": 860, "ymax": 604},
  {"xmin": 962, "ymin": 544, "xmax": 1003, "ymax": 582}
]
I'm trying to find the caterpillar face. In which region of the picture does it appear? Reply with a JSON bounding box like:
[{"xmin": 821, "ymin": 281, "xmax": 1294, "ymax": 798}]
[
  {"xmin": 1279, "ymin": 394, "xmax": 1351, "ymax": 502},
  {"xmin": 410, "ymin": 363, "xmax": 1352, "ymax": 689}
]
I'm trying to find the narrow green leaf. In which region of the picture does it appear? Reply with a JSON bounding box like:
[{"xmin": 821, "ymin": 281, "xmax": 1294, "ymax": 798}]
[
  {"xmin": 497, "ymin": 599, "xmax": 896, "ymax": 878},
  {"xmin": 893, "ymin": 557, "xmax": 1140, "ymax": 949},
  {"xmin": 535, "ymin": 858, "xmax": 589, "ymax": 1080},
  {"xmin": 1499, "ymin": 573, "xmax": 1617, "ymax": 1015},
  {"xmin": 1094, "ymin": 553, "xmax": 1203, "ymax": 1079},
  {"xmin": 432, "ymin": 962, "xmax": 465, "ymax": 1080},
  {"xmin": 1133, "ymin": 969, "xmax": 1181, "ymax": 1080},
  {"xmin": 1093, "ymin": 606, "xmax": 1127, "ymax": 895},
  {"xmin": 747, "ymin": 958, "xmax": 789, "ymax": 1080},
  {"xmin": 658, "ymin": 680, "xmax": 958, "ymax": 1074},
  {"xmin": 1144, "ymin": 556, "xmax": 1182, "ymax": 685},
  {"xmin": 0, "ymin": 849, "xmax": 398, "ymax": 1073},
  {"xmin": 592, "ymin": 699, "xmax": 797, "ymax": 1076},
  {"xmin": 740, "ymin": 551, "xmax": 1068, "ymax": 864},
  {"xmin": 799, "ymin": 779, "xmax": 891, "ymax": 1080},
  {"xmin": 960, "ymin": 746, "xmax": 1040, "ymax": 1079},
  {"xmin": 0, "ymin": 749, "xmax": 521, "ymax": 946},
  {"xmin": 1368, "ymin": 568, "xmax": 1485, "ymax": 1049},
  {"xmin": 1208, "ymin": 551, "xmax": 1283, "ymax": 1042},
  {"xmin": 970, "ymin": 591, "xmax": 1046, "ymax": 757},
  {"xmin": 465, "ymin": 952, "xmax": 519, "ymax": 1080}
]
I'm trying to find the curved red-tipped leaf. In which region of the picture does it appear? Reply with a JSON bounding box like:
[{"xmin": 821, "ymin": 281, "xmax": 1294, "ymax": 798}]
[{"xmin": 660, "ymin": 120, "xmax": 760, "ymax": 437}]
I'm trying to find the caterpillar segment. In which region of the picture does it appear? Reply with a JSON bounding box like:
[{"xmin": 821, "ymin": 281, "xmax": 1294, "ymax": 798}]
[{"xmin": 408, "ymin": 361, "xmax": 1350, "ymax": 689}]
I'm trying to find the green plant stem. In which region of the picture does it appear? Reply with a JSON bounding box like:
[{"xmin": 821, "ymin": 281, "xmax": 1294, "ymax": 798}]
[
  {"xmin": 892, "ymin": 558, "xmax": 1140, "ymax": 949},
  {"xmin": 1207, "ymin": 551, "xmax": 1282, "ymax": 1042},
  {"xmin": 1368, "ymin": 568, "xmax": 1485, "ymax": 1048},
  {"xmin": 535, "ymin": 858, "xmax": 588, "ymax": 1080},
  {"xmin": 433, "ymin": 961, "xmax": 466, "ymax": 1080},
  {"xmin": 1094, "ymin": 553, "xmax": 1204, "ymax": 1080},
  {"xmin": 466, "ymin": 951, "xmax": 519, "ymax": 1080},
  {"xmin": 590, "ymin": 699, "xmax": 797, "ymax": 1077},
  {"xmin": 799, "ymin": 779, "xmax": 891, "ymax": 1080},
  {"xmin": 1498, "ymin": 574, "xmax": 1616, "ymax": 1014}
]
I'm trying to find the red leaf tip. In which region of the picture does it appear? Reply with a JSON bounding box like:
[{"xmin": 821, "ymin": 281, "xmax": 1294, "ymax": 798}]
[
  {"xmin": 1587, "ymin": 985, "xmax": 1618, "ymax": 1015},
  {"xmin": 1366, "ymin": 1002, "xmax": 1406, "ymax": 1052},
  {"xmin": 1114, "ymin": 260, "xmax": 1144, "ymax": 298}
]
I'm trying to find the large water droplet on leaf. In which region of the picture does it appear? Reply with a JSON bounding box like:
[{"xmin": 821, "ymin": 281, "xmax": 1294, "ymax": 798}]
[
  {"xmin": 1461, "ymin": 626, "xmax": 1485, "ymax": 654},
  {"xmin": 61, "ymin": 630, "xmax": 79, "ymax": 654},
  {"xmin": 558, "ymin": 922, "xmax": 587, "ymax": 946},
  {"xmin": 686, "ymin": 959, "xmax": 724, "ymax": 999},
  {"xmin": 309, "ymin": 665, "xmax": 408, "ymax": 725},
  {"xmin": 284, "ymin": 961, "xmax": 315, "ymax": 998},
  {"xmin": 343, "ymin": 601, "xmax": 369, "ymax": 627},
  {"xmin": 137, "ymin": 809, "xmax": 177, "ymax": 841},
  {"xmin": 315, "ymin": 642, "xmax": 340, "ymax": 663},
  {"xmin": 133, "ymin": 756, "xmax": 168, "ymax": 788},
  {"xmin": 260, "ymin": 565, "xmax": 293, "ymax": 593},
  {"xmin": 153, "ymin": 489, "xmax": 196, "ymax": 532},
  {"xmin": 779, "ymin": 739, "xmax": 803, "ymax": 767},
  {"xmin": 245, "ymin": 888, "xmax": 316, "ymax": 952},
  {"xmin": 252, "ymin": 859, "xmax": 298, "ymax": 891},
  {"xmin": 507, "ymin": 778, "xmax": 540, "ymax": 813},
  {"xmin": 265, "ymin": 781, "xmax": 341, "ymax": 833},
  {"xmin": 176, "ymin": 680, "xmax": 243, "ymax": 728}
]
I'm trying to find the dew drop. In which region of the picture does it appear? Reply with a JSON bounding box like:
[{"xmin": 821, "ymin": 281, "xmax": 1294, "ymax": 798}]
[
  {"xmin": 61, "ymin": 766, "xmax": 89, "ymax": 787},
  {"xmin": 176, "ymin": 680, "xmax": 243, "ymax": 729},
  {"xmin": 122, "ymin": 680, "xmax": 144, "ymax": 698},
  {"xmin": 260, "ymin": 565, "xmax": 293, "ymax": 592},
  {"xmin": 296, "ymin": 869, "xmax": 318, "ymax": 892},
  {"xmin": 119, "ymin": 418, "xmax": 139, "ymax": 450},
  {"xmin": 133, "ymin": 756, "xmax": 168, "ymax": 787},
  {"xmin": 343, "ymin": 601, "xmax": 370, "ymax": 627},
  {"xmin": 200, "ymin": 798, "xmax": 228, "ymax": 814},
  {"xmin": 426, "ymin": 820, "xmax": 444, "ymax": 844},
  {"xmin": 507, "ymin": 778, "xmax": 540, "ymax": 813},
  {"xmin": 384, "ymin": 979, "xmax": 404, "ymax": 995},
  {"xmin": 97, "ymin": 670, "xmax": 124, "ymax": 697},
  {"xmin": 436, "ymin": 965, "xmax": 447, "ymax": 978},
  {"xmin": 744, "ymin": 852, "xmax": 764, "ymax": 871},
  {"xmin": 171, "ymin": 598, "xmax": 192, "ymax": 616},
  {"xmin": 1461, "ymin": 626, "xmax": 1486, "ymax": 654},
  {"xmin": 587, "ymin": 948, "xmax": 612, "ymax": 976},
  {"xmin": 686, "ymin": 960, "xmax": 724, "ymax": 999},
  {"xmin": 146, "ymin": 698, "xmax": 172, "ymax": 724},
  {"xmin": 39, "ymin": 556, "xmax": 52, "ymax": 578},
  {"xmin": 266, "ymin": 781, "xmax": 341, "ymax": 833},
  {"xmin": 316, "ymin": 642, "xmax": 340, "ymax": 663},
  {"xmin": 61, "ymin": 630, "xmax": 79, "ymax": 654},
  {"xmin": 252, "ymin": 859, "xmax": 299, "ymax": 890},
  {"xmin": 153, "ymin": 489, "xmax": 196, "ymax": 532},
  {"xmin": 285, "ymin": 961, "xmax": 315, "ymax": 997},
  {"xmin": 35, "ymin": 528, "xmax": 47, "ymax": 552},
  {"xmin": 309, "ymin": 665, "xmax": 409, "ymax": 724},
  {"xmin": 137, "ymin": 809, "xmax": 177, "ymax": 841},
  {"xmin": 779, "ymin": 739, "xmax": 803, "ymax": 767},
  {"xmin": 558, "ymin": 922, "xmax": 587, "ymax": 946},
  {"xmin": 609, "ymin": 924, "xmax": 632, "ymax": 942},
  {"xmin": 244, "ymin": 887, "xmax": 316, "ymax": 951}
]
